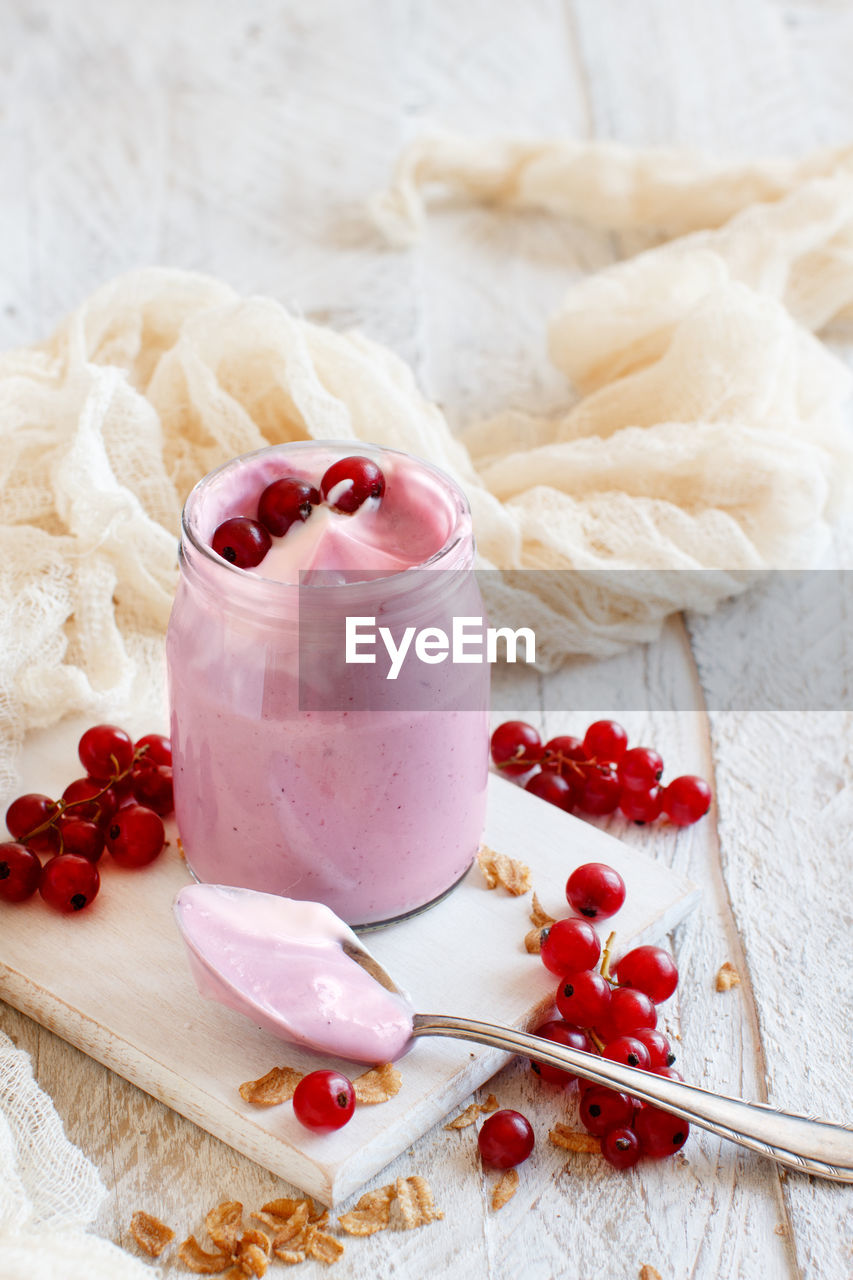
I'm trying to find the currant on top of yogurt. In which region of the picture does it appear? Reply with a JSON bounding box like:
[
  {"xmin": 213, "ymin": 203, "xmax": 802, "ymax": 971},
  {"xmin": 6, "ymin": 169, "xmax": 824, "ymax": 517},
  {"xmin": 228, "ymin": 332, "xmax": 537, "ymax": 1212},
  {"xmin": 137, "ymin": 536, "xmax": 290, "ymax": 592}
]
[
  {"xmin": 209, "ymin": 454, "xmax": 387, "ymax": 571},
  {"xmin": 320, "ymin": 455, "xmax": 386, "ymax": 513},
  {"xmin": 257, "ymin": 477, "xmax": 321, "ymax": 536}
]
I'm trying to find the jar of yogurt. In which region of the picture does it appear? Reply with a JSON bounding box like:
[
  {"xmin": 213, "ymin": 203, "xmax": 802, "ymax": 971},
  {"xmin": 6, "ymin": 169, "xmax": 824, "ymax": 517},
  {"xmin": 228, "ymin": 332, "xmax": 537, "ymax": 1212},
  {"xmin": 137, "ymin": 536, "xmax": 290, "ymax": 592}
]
[{"xmin": 166, "ymin": 441, "xmax": 489, "ymax": 928}]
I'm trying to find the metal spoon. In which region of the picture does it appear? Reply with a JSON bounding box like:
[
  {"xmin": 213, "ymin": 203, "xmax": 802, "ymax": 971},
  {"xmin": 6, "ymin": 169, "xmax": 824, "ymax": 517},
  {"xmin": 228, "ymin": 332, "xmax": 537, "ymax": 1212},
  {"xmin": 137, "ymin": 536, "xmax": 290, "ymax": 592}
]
[{"xmin": 343, "ymin": 940, "xmax": 853, "ymax": 1183}]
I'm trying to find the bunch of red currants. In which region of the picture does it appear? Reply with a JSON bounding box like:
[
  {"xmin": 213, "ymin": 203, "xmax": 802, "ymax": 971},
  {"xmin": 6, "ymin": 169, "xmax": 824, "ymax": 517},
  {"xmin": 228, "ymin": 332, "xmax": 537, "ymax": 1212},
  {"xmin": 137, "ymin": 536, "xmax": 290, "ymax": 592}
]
[
  {"xmin": 491, "ymin": 718, "xmax": 711, "ymax": 825},
  {"xmin": 531, "ymin": 861, "xmax": 687, "ymax": 1169},
  {"xmin": 476, "ymin": 862, "xmax": 689, "ymax": 1173},
  {"xmin": 1, "ymin": 724, "xmax": 173, "ymax": 914}
]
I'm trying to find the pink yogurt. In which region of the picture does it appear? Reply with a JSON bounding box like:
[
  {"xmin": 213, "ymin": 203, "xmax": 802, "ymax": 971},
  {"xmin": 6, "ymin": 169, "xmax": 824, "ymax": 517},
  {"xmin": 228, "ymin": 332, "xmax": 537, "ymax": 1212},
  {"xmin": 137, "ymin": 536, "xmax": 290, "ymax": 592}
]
[
  {"xmin": 166, "ymin": 442, "xmax": 489, "ymax": 928},
  {"xmin": 174, "ymin": 884, "xmax": 414, "ymax": 1063}
]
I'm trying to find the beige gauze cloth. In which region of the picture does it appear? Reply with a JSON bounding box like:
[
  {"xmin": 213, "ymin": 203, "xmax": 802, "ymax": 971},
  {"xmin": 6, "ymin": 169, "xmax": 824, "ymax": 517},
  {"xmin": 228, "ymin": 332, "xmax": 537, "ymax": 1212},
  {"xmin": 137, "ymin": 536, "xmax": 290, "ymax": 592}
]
[{"xmin": 4, "ymin": 136, "xmax": 853, "ymax": 795}]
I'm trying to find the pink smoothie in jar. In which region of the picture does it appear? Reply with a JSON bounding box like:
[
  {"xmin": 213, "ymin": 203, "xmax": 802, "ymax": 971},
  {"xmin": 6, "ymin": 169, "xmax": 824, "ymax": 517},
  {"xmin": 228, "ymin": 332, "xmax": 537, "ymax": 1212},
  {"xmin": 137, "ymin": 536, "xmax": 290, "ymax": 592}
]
[{"xmin": 166, "ymin": 441, "xmax": 489, "ymax": 928}]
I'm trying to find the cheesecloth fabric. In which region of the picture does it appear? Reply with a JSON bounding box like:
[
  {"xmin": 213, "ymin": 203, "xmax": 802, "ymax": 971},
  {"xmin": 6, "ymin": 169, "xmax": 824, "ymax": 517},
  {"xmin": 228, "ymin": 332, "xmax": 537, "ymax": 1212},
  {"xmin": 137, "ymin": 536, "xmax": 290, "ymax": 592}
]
[
  {"xmin": 0, "ymin": 1028, "xmax": 160, "ymax": 1279},
  {"xmin": 3, "ymin": 134, "xmax": 853, "ymax": 1277}
]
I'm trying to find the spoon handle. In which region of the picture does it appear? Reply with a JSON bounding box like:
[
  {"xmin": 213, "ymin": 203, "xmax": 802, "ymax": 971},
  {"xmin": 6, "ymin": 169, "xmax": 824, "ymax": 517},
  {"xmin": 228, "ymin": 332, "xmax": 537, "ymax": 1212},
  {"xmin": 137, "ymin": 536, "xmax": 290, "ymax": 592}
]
[{"xmin": 411, "ymin": 1013, "xmax": 853, "ymax": 1183}]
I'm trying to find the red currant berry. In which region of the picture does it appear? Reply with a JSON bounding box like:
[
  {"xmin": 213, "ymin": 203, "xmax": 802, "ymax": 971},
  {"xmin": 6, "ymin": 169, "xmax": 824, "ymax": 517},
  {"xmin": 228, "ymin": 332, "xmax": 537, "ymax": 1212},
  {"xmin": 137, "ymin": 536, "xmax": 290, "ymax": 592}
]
[
  {"xmin": 540, "ymin": 918, "xmax": 601, "ymax": 977},
  {"xmin": 5, "ymin": 793, "xmax": 61, "ymax": 854},
  {"xmin": 489, "ymin": 721, "xmax": 543, "ymax": 775},
  {"xmin": 582, "ymin": 720, "xmax": 628, "ymax": 765},
  {"xmin": 555, "ymin": 969, "xmax": 612, "ymax": 1029},
  {"xmin": 632, "ymin": 1028, "xmax": 675, "ymax": 1069},
  {"xmin": 106, "ymin": 805, "xmax": 165, "ymax": 868},
  {"xmin": 579, "ymin": 1086, "xmax": 634, "ymax": 1137},
  {"xmin": 320, "ymin": 456, "xmax": 385, "ymax": 513},
  {"xmin": 62, "ymin": 778, "xmax": 118, "ymax": 827},
  {"xmin": 0, "ymin": 842, "xmax": 42, "ymax": 902},
  {"xmin": 541, "ymin": 735, "xmax": 585, "ymax": 776},
  {"xmin": 604, "ymin": 987, "xmax": 658, "ymax": 1038},
  {"xmin": 601, "ymin": 1036, "xmax": 652, "ymax": 1070},
  {"xmin": 619, "ymin": 786, "xmax": 663, "ymax": 823},
  {"xmin": 615, "ymin": 945, "xmax": 679, "ymax": 1004},
  {"xmin": 601, "ymin": 1127, "xmax": 641, "ymax": 1169},
  {"xmin": 78, "ymin": 724, "xmax": 134, "ymax": 782},
  {"xmin": 652, "ymin": 1065, "xmax": 684, "ymax": 1082},
  {"xmin": 576, "ymin": 765, "xmax": 622, "ymax": 815},
  {"xmin": 477, "ymin": 1110, "xmax": 535, "ymax": 1168},
  {"xmin": 662, "ymin": 775, "xmax": 712, "ymax": 826},
  {"xmin": 111, "ymin": 771, "xmax": 135, "ymax": 801},
  {"xmin": 618, "ymin": 746, "xmax": 664, "ymax": 791},
  {"xmin": 635, "ymin": 1106, "xmax": 689, "ymax": 1158},
  {"xmin": 39, "ymin": 854, "xmax": 100, "ymax": 913},
  {"xmin": 529, "ymin": 1020, "xmax": 593, "ymax": 1085},
  {"xmin": 257, "ymin": 477, "xmax": 321, "ymax": 536},
  {"xmin": 130, "ymin": 764, "xmax": 174, "ymax": 816},
  {"xmin": 56, "ymin": 816, "xmax": 105, "ymax": 862},
  {"xmin": 211, "ymin": 517, "xmax": 271, "ymax": 569},
  {"xmin": 525, "ymin": 770, "xmax": 576, "ymax": 810},
  {"xmin": 134, "ymin": 734, "xmax": 172, "ymax": 767},
  {"xmin": 566, "ymin": 862, "xmax": 626, "ymax": 920},
  {"xmin": 292, "ymin": 1070, "xmax": 355, "ymax": 1132}
]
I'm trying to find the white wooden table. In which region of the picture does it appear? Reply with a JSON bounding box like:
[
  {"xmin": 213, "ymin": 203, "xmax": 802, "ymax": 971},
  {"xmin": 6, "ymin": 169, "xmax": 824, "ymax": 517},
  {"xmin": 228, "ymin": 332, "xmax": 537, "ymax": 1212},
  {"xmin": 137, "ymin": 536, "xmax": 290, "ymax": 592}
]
[{"xmin": 1, "ymin": 2, "xmax": 851, "ymax": 1278}]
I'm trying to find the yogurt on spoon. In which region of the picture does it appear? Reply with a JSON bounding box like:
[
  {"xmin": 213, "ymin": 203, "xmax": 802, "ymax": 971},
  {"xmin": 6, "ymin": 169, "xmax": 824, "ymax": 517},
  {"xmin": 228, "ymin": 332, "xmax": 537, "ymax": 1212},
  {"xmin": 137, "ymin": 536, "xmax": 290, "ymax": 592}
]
[{"xmin": 174, "ymin": 883, "xmax": 414, "ymax": 1064}]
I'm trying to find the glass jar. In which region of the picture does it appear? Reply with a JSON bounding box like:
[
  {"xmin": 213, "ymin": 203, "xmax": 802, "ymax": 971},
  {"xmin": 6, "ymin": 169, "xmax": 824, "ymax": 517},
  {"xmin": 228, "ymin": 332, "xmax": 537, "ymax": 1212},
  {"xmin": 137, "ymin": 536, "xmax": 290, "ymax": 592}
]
[{"xmin": 166, "ymin": 441, "xmax": 489, "ymax": 928}]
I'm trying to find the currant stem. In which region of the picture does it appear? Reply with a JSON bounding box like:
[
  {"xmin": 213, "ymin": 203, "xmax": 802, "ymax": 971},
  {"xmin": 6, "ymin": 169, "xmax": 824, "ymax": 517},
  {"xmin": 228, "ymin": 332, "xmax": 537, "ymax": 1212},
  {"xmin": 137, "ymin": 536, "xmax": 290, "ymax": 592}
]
[
  {"xmin": 19, "ymin": 802, "xmax": 64, "ymax": 842},
  {"xmin": 589, "ymin": 1030, "xmax": 606, "ymax": 1054},
  {"xmin": 600, "ymin": 931, "xmax": 616, "ymax": 982},
  {"xmin": 541, "ymin": 750, "xmax": 599, "ymax": 779},
  {"xmin": 496, "ymin": 756, "xmax": 538, "ymax": 770},
  {"xmin": 19, "ymin": 745, "xmax": 151, "ymax": 842}
]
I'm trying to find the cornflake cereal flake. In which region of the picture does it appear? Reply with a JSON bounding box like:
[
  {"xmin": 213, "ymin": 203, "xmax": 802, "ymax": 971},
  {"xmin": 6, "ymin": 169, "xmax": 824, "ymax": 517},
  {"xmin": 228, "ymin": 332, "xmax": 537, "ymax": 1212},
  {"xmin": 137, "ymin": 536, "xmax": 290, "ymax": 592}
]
[
  {"xmin": 129, "ymin": 1210, "xmax": 175, "ymax": 1258},
  {"xmin": 491, "ymin": 1168, "xmax": 519, "ymax": 1210},
  {"xmin": 477, "ymin": 846, "xmax": 531, "ymax": 896},
  {"xmin": 395, "ymin": 1176, "xmax": 444, "ymax": 1229},
  {"xmin": 181, "ymin": 1203, "xmax": 281, "ymax": 1276},
  {"xmin": 176, "ymin": 1234, "xmax": 233, "ymax": 1273},
  {"xmin": 257, "ymin": 1202, "xmax": 310, "ymax": 1248},
  {"xmin": 549, "ymin": 1124, "xmax": 601, "ymax": 1154},
  {"xmin": 272, "ymin": 1246, "xmax": 306, "ymax": 1266},
  {"xmin": 238, "ymin": 1065, "xmax": 303, "ymax": 1106},
  {"xmin": 304, "ymin": 1225, "xmax": 345, "ymax": 1264},
  {"xmin": 715, "ymin": 962, "xmax": 741, "ymax": 992},
  {"xmin": 353, "ymin": 1062, "xmax": 402, "ymax": 1104},
  {"xmin": 445, "ymin": 1093, "xmax": 501, "ymax": 1129},
  {"xmin": 253, "ymin": 1197, "xmax": 327, "ymax": 1230},
  {"xmin": 337, "ymin": 1185, "xmax": 396, "ymax": 1237},
  {"xmin": 524, "ymin": 926, "xmax": 546, "ymax": 954},
  {"xmin": 234, "ymin": 1244, "xmax": 267, "ymax": 1274},
  {"xmin": 530, "ymin": 893, "xmax": 555, "ymax": 927},
  {"xmin": 205, "ymin": 1201, "xmax": 243, "ymax": 1252},
  {"xmin": 444, "ymin": 1102, "xmax": 482, "ymax": 1130}
]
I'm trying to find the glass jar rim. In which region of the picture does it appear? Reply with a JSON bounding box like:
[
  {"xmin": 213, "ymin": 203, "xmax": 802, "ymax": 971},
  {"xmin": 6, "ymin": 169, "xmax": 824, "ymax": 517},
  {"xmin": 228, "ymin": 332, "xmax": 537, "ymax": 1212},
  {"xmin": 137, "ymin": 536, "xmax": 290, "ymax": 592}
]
[{"xmin": 180, "ymin": 438, "xmax": 474, "ymax": 590}]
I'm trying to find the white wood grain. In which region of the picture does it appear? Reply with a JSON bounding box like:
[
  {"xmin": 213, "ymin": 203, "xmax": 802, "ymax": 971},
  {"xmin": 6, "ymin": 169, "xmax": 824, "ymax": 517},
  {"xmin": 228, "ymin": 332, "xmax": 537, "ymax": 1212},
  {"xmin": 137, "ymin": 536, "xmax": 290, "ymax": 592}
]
[{"xmin": 1, "ymin": 0, "xmax": 852, "ymax": 1277}]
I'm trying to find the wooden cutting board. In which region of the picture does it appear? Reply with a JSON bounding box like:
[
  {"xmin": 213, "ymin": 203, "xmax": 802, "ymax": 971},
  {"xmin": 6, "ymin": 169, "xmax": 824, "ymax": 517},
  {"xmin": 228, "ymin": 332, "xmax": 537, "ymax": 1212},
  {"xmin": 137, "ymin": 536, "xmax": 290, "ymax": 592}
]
[{"xmin": 0, "ymin": 730, "xmax": 699, "ymax": 1207}]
